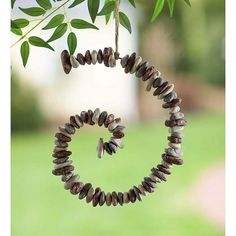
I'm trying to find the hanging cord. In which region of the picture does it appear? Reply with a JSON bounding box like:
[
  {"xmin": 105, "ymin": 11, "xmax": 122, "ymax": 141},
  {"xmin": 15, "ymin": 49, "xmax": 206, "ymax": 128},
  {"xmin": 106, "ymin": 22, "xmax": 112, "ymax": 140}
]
[{"xmin": 114, "ymin": 0, "xmax": 120, "ymax": 59}]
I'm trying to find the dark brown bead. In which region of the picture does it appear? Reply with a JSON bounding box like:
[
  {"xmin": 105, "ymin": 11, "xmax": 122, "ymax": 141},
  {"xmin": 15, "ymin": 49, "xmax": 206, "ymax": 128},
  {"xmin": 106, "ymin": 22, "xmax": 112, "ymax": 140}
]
[
  {"xmin": 151, "ymin": 169, "xmax": 166, "ymax": 182},
  {"xmin": 153, "ymin": 77, "xmax": 164, "ymax": 88},
  {"xmin": 129, "ymin": 189, "xmax": 136, "ymax": 203},
  {"xmin": 93, "ymin": 187, "xmax": 101, "ymax": 207},
  {"xmin": 104, "ymin": 114, "xmax": 114, "ymax": 128},
  {"xmin": 79, "ymin": 183, "xmax": 92, "ymax": 200},
  {"xmin": 61, "ymin": 172, "xmax": 73, "ymax": 182},
  {"xmin": 53, "ymin": 156, "xmax": 69, "ymax": 164},
  {"xmin": 157, "ymin": 164, "xmax": 171, "ymax": 175},
  {"xmin": 112, "ymin": 125, "xmax": 125, "ymax": 133},
  {"xmin": 65, "ymin": 123, "xmax": 75, "ymax": 134},
  {"xmin": 153, "ymin": 81, "xmax": 169, "ymax": 96},
  {"xmin": 162, "ymin": 98, "xmax": 182, "ymax": 109},
  {"xmin": 133, "ymin": 186, "xmax": 142, "ymax": 201},
  {"xmin": 103, "ymin": 47, "xmax": 110, "ymax": 67},
  {"xmin": 61, "ymin": 50, "xmax": 72, "ymax": 74},
  {"xmin": 175, "ymin": 119, "xmax": 187, "ymax": 126},
  {"xmin": 117, "ymin": 192, "xmax": 124, "ymax": 206},
  {"xmin": 103, "ymin": 142, "xmax": 112, "ymax": 155},
  {"xmin": 87, "ymin": 110, "xmax": 95, "ymax": 125},
  {"xmin": 144, "ymin": 177, "xmax": 157, "ymax": 187},
  {"xmin": 80, "ymin": 111, "xmax": 88, "ymax": 123},
  {"xmin": 120, "ymin": 54, "xmax": 130, "ymax": 68},
  {"xmin": 165, "ymin": 120, "xmax": 177, "ymax": 127},
  {"xmin": 52, "ymin": 150, "xmax": 72, "ymax": 158},
  {"xmin": 125, "ymin": 52, "xmax": 136, "ymax": 73},
  {"xmin": 106, "ymin": 192, "xmax": 112, "ymax": 206},
  {"xmin": 114, "ymin": 52, "xmax": 120, "ymax": 59},
  {"xmin": 108, "ymin": 142, "xmax": 117, "ymax": 154},
  {"xmin": 99, "ymin": 191, "xmax": 106, "ymax": 206},
  {"xmin": 52, "ymin": 165, "xmax": 74, "ymax": 176},
  {"xmin": 135, "ymin": 61, "xmax": 149, "ymax": 78},
  {"xmin": 55, "ymin": 133, "xmax": 71, "ymax": 142},
  {"xmin": 70, "ymin": 116, "xmax": 80, "ymax": 128},
  {"xmin": 70, "ymin": 182, "xmax": 84, "ymax": 195},
  {"xmin": 76, "ymin": 53, "xmax": 86, "ymax": 65},
  {"xmin": 163, "ymin": 155, "xmax": 184, "ymax": 165},
  {"xmin": 111, "ymin": 191, "xmax": 118, "ymax": 206},
  {"xmin": 168, "ymin": 136, "xmax": 182, "ymax": 144},
  {"xmin": 142, "ymin": 181, "xmax": 154, "ymax": 193},
  {"xmin": 112, "ymin": 130, "xmax": 124, "ymax": 138},
  {"xmin": 142, "ymin": 66, "xmax": 155, "ymax": 81},
  {"xmin": 84, "ymin": 50, "xmax": 92, "ymax": 64},
  {"xmin": 55, "ymin": 140, "xmax": 68, "ymax": 148},
  {"xmin": 98, "ymin": 111, "xmax": 108, "ymax": 126},
  {"xmin": 86, "ymin": 187, "xmax": 94, "ymax": 203},
  {"xmin": 97, "ymin": 49, "xmax": 103, "ymax": 64},
  {"xmin": 164, "ymin": 91, "xmax": 177, "ymax": 103}
]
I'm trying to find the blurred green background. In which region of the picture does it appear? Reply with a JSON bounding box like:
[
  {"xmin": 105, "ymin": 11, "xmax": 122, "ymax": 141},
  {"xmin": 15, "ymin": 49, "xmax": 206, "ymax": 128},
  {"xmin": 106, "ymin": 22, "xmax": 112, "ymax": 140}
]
[{"xmin": 11, "ymin": 0, "xmax": 225, "ymax": 235}]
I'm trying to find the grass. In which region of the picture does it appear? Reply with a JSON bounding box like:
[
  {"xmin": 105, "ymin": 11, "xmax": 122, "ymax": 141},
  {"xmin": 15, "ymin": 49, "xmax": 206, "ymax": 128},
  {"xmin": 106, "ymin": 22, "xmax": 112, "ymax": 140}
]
[{"xmin": 11, "ymin": 112, "xmax": 225, "ymax": 236}]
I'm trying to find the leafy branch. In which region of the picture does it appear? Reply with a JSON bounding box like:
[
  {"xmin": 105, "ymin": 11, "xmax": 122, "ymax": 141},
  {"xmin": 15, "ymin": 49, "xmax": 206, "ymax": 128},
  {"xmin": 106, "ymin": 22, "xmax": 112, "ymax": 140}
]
[{"xmin": 11, "ymin": 0, "xmax": 191, "ymax": 67}]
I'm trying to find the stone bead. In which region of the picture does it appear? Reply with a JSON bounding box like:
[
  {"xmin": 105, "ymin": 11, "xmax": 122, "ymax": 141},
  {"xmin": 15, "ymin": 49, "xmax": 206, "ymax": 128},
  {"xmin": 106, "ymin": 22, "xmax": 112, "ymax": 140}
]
[
  {"xmin": 113, "ymin": 130, "xmax": 124, "ymax": 139},
  {"xmin": 92, "ymin": 187, "xmax": 101, "ymax": 207},
  {"xmin": 61, "ymin": 50, "xmax": 72, "ymax": 74},
  {"xmin": 70, "ymin": 55, "xmax": 79, "ymax": 68},
  {"xmin": 125, "ymin": 52, "xmax": 136, "ymax": 73},
  {"xmin": 153, "ymin": 81, "xmax": 169, "ymax": 96},
  {"xmin": 161, "ymin": 159, "xmax": 172, "ymax": 168},
  {"xmin": 54, "ymin": 160, "xmax": 72, "ymax": 169},
  {"xmin": 58, "ymin": 127, "xmax": 71, "ymax": 138},
  {"xmin": 99, "ymin": 191, "xmax": 106, "ymax": 206},
  {"xmin": 171, "ymin": 131, "xmax": 184, "ymax": 139},
  {"xmin": 104, "ymin": 114, "xmax": 114, "ymax": 128},
  {"xmin": 70, "ymin": 116, "xmax": 80, "ymax": 128},
  {"xmin": 165, "ymin": 148, "xmax": 183, "ymax": 158},
  {"xmin": 64, "ymin": 174, "xmax": 80, "ymax": 189},
  {"xmin": 86, "ymin": 186, "xmax": 94, "ymax": 203},
  {"xmin": 146, "ymin": 76, "xmax": 156, "ymax": 92},
  {"xmin": 76, "ymin": 53, "xmax": 86, "ymax": 65},
  {"xmin": 53, "ymin": 156, "xmax": 69, "ymax": 164},
  {"xmin": 53, "ymin": 146, "xmax": 67, "ymax": 152},
  {"xmin": 175, "ymin": 119, "xmax": 187, "ymax": 126},
  {"xmin": 168, "ymin": 126, "xmax": 184, "ymax": 133},
  {"xmin": 142, "ymin": 181, "xmax": 154, "ymax": 193},
  {"xmin": 158, "ymin": 84, "xmax": 174, "ymax": 99},
  {"xmin": 168, "ymin": 136, "xmax": 182, "ymax": 144},
  {"xmin": 108, "ymin": 118, "xmax": 121, "ymax": 131},
  {"xmin": 168, "ymin": 142, "xmax": 181, "ymax": 149},
  {"xmin": 70, "ymin": 182, "xmax": 84, "ymax": 195},
  {"xmin": 128, "ymin": 189, "xmax": 136, "ymax": 203},
  {"xmin": 106, "ymin": 192, "xmax": 112, "ymax": 206},
  {"xmin": 165, "ymin": 119, "xmax": 177, "ymax": 127},
  {"xmin": 170, "ymin": 112, "xmax": 185, "ymax": 120},
  {"xmin": 87, "ymin": 110, "xmax": 95, "ymax": 125},
  {"xmin": 108, "ymin": 142, "xmax": 117, "ymax": 154},
  {"xmin": 142, "ymin": 66, "xmax": 155, "ymax": 81},
  {"xmin": 52, "ymin": 150, "xmax": 72, "ymax": 158},
  {"xmin": 85, "ymin": 50, "xmax": 92, "ymax": 64},
  {"xmin": 157, "ymin": 164, "xmax": 171, "ymax": 175},
  {"xmin": 80, "ymin": 111, "xmax": 88, "ymax": 123},
  {"xmin": 163, "ymin": 98, "xmax": 182, "ymax": 109},
  {"xmin": 163, "ymin": 155, "xmax": 183, "ymax": 165},
  {"xmin": 52, "ymin": 165, "xmax": 74, "ymax": 176},
  {"xmin": 144, "ymin": 177, "xmax": 157, "ymax": 188},
  {"xmin": 149, "ymin": 173, "xmax": 161, "ymax": 183},
  {"xmin": 153, "ymin": 77, "xmax": 164, "ymax": 88},
  {"xmin": 169, "ymin": 106, "xmax": 180, "ymax": 114},
  {"xmin": 98, "ymin": 111, "xmax": 108, "ymax": 126},
  {"xmin": 79, "ymin": 183, "xmax": 92, "ymax": 200},
  {"xmin": 61, "ymin": 172, "xmax": 73, "ymax": 182},
  {"xmin": 164, "ymin": 91, "xmax": 177, "ymax": 103},
  {"xmin": 55, "ymin": 133, "xmax": 71, "ymax": 142},
  {"xmin": 112, "ymin": 125, "xmax": 125, "ymax": 134},
  {"xmin": 123, "ymin": 192, "xmax": 130, "ymax": 204},
  {"xmin": 110, "ymin": 138, "xmax": 124, "ymax": 149},
  {"xmin": 108, "ymin": 53, "xmax": 116, "ymax": 67},
  {"xmin": 103, "ymin": 142, "xmax": 112, "ymax": 155},
  {"xmin": 151, "ymin": 169, "xmax": 166, "ymax": 181},
  {"xmin": 138, "ymin": 184, "xmax": 146, "ymax": 196},
  {"xmin": 91, "ymin": 50, "xmax": 98, "ymax": 65},
  {"xmin": 133, "ymin": 186, "xmax": 142, "ymax": 201},
  {"xmin": 96, "ymin": 138, "xmax": 104, "ymax": 158},
  {"xmin": 120, "ymin": 54, "xmax": 129, "ymax": 68},
  {"xmin": 117, "ymin": 192, "xmax": 124, "ymax": 206},
  {"xmin": 65, "ymin": 123, "xmax": 76, "ymax": 134},
  {"xmin": 92, "ymin": 108, "xmax": 100, "ymax": 124},
  {"xmin": 55, "ymin": 140, "xmax": 68, "ymax": 148},
  {"xmin": 130, "ymin": 56, "xmax": 142, "ymax": 74},
  {"xmin": 111, "ymin": 191, "xmax": 118, "ymax": 206},
  {"xmin": 97, "ymin": 49, "xmax": 103, "ymax": 64},
  {"xmin": 135, "ymin": 61, "xmax": 149, "ymax": 78},
  {"xmin": 75, "ymin": 115, "xmax": 84, "ymax": 127},
  {"xmin": 103, "ymin": 47, "xmax": 110, "ymax": 67}
]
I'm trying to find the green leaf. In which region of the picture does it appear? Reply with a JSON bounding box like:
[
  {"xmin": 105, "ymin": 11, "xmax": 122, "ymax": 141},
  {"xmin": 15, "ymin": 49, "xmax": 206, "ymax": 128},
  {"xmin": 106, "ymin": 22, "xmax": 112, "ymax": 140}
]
[
  {"xmin": 11, "ymin": 27, "xmax": 22, "ymax": 36},
  {"xmin": 69, "ymin": 0, "xmax": 85, "ymax": 8},
  {"xmin": 128, "ymin": 0, "xmax": 136, "ymax": 8},
  {"xmin": 47, "ymin": 23, "xmax": 68, "ymax": 43},
  {"xmin": 11, "ymin": 0, "xmax": 16, "ymax": 9},
  {"xmin": 71, "ymin": 19, "xmax": 99, "ymax": 30},
  {"xmin": 98, "ymin": 1, "xmax": 115, "ymax": 16},
  {"xmin": 87, "ymin": 0, "xmax": 100, "ymax": 23},
  {"xmin": 184, "ymin": 0, "xmax": 191, "ymax": 7},
  {"xmin": 151, "ymin": 0, "xmax": 165, "ymax": 22},
  {"xmin": 29, "ymin": 36, "xmax": 54, "ymax": 51},
  {"xmin": 20, "ymin": 41, "xmax": 30, "ymax": 67},
  {"xmin": 19, "ymin": 7, "xmax": 46, "ymax": 17},
  {"xmin": 67, "ymin": 32, "xmax": 77, "ymax": 55},
  {"xmin": 42, "ymin": 14, "xmax": 65, "ymax": 30},
  {"xmin": 119, "ymin": 11, "xmax": 132, "ymax": 34},
  {"xmin": 36, "ymin": 0, "xmax": 52, "ymax": 10},
  {"xmin": 11, "ymin": 19, "xmax": 29, "ymax": 28},
  {"xmin": 167, "ymin": 0, "xmax": 175, "ymax": 17},
  {"xmin": 104, "ymin": 0, "xmax": 112, "ymax": 24}
]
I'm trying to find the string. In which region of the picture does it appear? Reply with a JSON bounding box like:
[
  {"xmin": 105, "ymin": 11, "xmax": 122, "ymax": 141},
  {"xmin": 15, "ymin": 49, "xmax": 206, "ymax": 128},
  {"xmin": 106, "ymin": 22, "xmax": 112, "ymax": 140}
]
[{"xmin": 115, "ymin": 0, "xmax": 120, "ymax": 56}]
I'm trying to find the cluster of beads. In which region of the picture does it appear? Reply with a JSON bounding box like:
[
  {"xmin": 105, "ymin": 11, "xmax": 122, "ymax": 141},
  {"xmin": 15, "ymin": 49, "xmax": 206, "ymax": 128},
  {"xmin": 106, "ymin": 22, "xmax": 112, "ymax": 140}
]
[{"xmin": 55, "ymin": 47, "xmax": 187, "ymax": 206}]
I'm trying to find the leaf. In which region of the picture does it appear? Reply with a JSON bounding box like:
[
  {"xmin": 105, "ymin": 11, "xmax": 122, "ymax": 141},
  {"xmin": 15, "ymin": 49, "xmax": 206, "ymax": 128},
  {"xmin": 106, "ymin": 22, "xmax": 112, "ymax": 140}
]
[
  {"xmin": 36, "ymin": 0, "xmax": 52, "ymax": 10},
  {"xmin": 19, "ymin": 7, "xmax": 46, "ymax": 17},
  {"xmin": 105, "ymin": 13, "xmax": 112, "ymax": 24},
  {"xmin": 67, "ymin": 32, "xmax": 77, "ymax": 55},
  {"xmin": 167, "ymin": 0, "xmax": 175, "ymax": 17},
  {"xmin": 97, "ymin": 1, "xmax": 115, "ymax": 16},
  {"xmin": 42, "ymin": 14, "xmax": 65, "ymax": 30},
  {"xmin": 184, "ymin": 0, "xmax": 191, "ymax": 7},
  {"xmin": 11, "ymin": 19, "xmax": 29, "ymax": 28},
  {"xmin": 71, "ymin": 19, "xmax": 99, "ymax": 30},
  {"xmin": 20, "ymin": 41, "xmax": 30, "ymax": 67},
  {"xmin": 151, "ymin": 0, "xmax": 165, "ymax": 22},
  {"xmin": 128, "ymin": 0, "xmax": 136, "ymax": 8},
  {"xmin": 11, "ymin": 0, "xmax": 16, "ymax": 9},
  {"xmin": 87, "ymin": 0, "xmax": 100, "ymax": 23},
  {"xmin": 29, "ymin": 36, "xmax": 54, "ymax": 51},
  {"xmin": 11, "ymin": 27, "xmax": 22, "ymax": 36},
  {"xmin": 47, "ymin": 23, "xmax": 68, "ymax": 42},
  {"xmin": 119, "ymin": 12, "xmax": 132, "ymax": 34},
  {"xmin": 69, "ymin": 0, "xmax": 85, "ymax": 8}
]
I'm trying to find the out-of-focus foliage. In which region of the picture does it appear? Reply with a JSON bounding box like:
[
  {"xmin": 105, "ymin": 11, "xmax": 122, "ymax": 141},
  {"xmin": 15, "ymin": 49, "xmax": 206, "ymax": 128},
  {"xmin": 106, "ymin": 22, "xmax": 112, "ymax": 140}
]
[{"xmin": 11, "ymin": 74, "xmax": 44, "ymax": 132}]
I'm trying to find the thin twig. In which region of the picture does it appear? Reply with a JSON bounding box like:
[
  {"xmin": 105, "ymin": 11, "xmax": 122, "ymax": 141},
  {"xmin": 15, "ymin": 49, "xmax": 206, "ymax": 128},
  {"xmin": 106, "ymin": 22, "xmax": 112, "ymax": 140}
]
[{"xmin": 114, "ymin": 0, "xmax": 120, "ymax": 55}]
